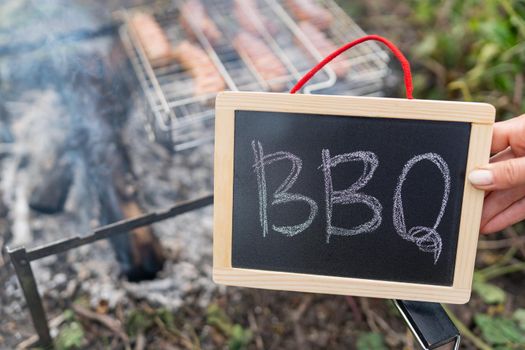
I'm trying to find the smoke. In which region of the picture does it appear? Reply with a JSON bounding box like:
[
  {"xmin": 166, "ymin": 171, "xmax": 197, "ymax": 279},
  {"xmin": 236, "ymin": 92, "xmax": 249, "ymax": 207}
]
[{"xmin": 0, "ymin": 0, "xmax": 141, "ymax": 277}]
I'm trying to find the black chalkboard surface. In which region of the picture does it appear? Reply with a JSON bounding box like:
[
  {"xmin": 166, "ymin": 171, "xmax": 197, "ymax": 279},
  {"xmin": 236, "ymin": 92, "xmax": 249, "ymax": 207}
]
[
  {"xmin": 232, "ymin": 111, "xmax": 470, "ymax": 286},
  {"xmin": 213, "ymin": 92, "xmax": 495, "ymax": 303}
]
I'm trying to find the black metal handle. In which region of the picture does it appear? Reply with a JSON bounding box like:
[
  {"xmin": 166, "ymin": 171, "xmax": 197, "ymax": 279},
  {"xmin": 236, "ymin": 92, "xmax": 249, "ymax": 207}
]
[{"xmin": 395, "ymin": 300, "xmax": 460, "ymax": 350}]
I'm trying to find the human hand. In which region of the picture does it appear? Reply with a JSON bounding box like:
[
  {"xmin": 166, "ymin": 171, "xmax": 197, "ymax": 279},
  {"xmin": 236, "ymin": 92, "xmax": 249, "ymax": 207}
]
[{"xmin": 468, "ymin": 114, "xmax": 525, "ymax": 234}]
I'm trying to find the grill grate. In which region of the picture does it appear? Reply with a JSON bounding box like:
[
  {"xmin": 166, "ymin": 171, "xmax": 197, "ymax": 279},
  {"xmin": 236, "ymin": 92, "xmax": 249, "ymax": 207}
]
[{"xmin": 117, "ymin": 0, "xmax": 390, "ymax": 151}]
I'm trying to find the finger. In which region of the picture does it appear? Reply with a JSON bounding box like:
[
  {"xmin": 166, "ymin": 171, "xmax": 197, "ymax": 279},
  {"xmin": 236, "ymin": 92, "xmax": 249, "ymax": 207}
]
[
  {"xmin": 489, "ymin": 147, "xmax": 515, "ymax": 163},
  {"xmin": 480, "ymin": 196, "xmax": 525, "ymax": 234},
  {"xmin": 479, "ymin": 148, "xmax": 515, "ymax": 198},
  {"xmin": 480, "ymin": 185, "xmax": 525, "ymax": 228},
  {"xmin": 468, "ymin": 156, "xmax": 525, "ymax": 190},
  {"xmin": 491, "ymin": 114, "xmax": 525, "ymax": 155}
]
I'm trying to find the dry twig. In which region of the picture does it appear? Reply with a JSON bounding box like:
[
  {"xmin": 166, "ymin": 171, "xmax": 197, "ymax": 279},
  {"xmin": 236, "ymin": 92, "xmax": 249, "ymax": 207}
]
[
  {"xmin": 72, "ymin": 304, "xmax": 130, "ymax": 348},
  {"xmin": 16, "ymin": 313, "xmax": 66, "ymax": 349},
  {"xmin": 345, "ymin": 296, "xmax": 363, "ymax": 323},
  {"xmin": 291, "ymin": 295, "xmax": 313, "ymax": 350},
  {"xmin": 134, "ymin": 331, "xmax": 145, "ymax": 350},
  {"xmin": 248, "ymin": 311, "xmax": 264, "ymax": 350},
  {"xmin": 478, "ymin": 235, "xmax": 525, "ymax": 250},
  {"xmin": 504, "ymin": 226, "xmax": 525, "ymax": 258},
  {"xmin": 359, "ymin": 299, "xmax": 405, "ymax": 347},
  {"xmin": 153, "ymin": 316, "xmax": 195, "ymax": 350},
  {"xmin": 358, "ymin": 298, "xmax": 380, "ymax": 333}
]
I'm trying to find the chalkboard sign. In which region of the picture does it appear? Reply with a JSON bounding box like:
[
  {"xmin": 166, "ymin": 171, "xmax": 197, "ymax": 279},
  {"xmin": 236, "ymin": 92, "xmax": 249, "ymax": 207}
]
[{"xmin": 213, "ymin": 92, "xmax": 495, "ymax": 303}]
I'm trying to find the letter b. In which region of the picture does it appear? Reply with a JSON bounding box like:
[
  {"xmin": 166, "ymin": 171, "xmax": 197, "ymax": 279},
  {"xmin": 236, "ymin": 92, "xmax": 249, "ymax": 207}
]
[
  {"xmin": 320, "ymin": 149, "xmax": 382, "ymax": 243},
  {"xmin": 252, "ymin": 140, "xmax": 318, "ymax": 237}
]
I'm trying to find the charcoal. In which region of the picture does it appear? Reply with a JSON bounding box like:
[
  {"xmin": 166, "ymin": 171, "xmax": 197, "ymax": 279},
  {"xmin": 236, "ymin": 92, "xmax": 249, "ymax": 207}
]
[
  {"xmin": 122, "ymin": 200, "xmax": 165, "ymax": 281},
  {"xmin": 0, "ymin": 104, "xmax": 13, "ymax": 143},
  {"xmin": 98, "ymin": 183, "xmax": 165, "ymax": 281},
  {"xmin": 0, "ymin": 189, "xmax": 7, "ymax": 218},
  {"xmin": 28, "ymin": 157, "xmax": 73, "ymax": 214}
]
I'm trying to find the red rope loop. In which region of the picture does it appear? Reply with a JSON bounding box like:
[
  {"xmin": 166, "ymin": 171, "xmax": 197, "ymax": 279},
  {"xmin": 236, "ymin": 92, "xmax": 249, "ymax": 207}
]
[{"xmin": 290, "ymin": 34, "xmax": 414, "ymax": 99}]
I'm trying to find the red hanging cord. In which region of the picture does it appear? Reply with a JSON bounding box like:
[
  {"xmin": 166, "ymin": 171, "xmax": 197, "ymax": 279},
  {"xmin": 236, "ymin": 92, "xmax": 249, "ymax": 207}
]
[{"xmin": 290, "ymin": 35, "xmax": 414, "ymax": 99}]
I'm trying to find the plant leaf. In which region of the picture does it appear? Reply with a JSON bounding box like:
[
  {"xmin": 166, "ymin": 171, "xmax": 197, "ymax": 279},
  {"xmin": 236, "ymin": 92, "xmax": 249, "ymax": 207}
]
[
  {"xmin": 513, "ymin": 309, "xmax": 525, "ymax": 331},
  {"xmin": 357, "ymin": 332, "xmax": 387, "ymax": 350},
  {"xmin": 55, "ymin": 321, "xmax": 85, "ymax": 350},
  {"xmin": 126, "ymin": 309, "xmax": 154, "ymax": 337},
  {"xmin": 206, "ymin": 303, "xmax": 233, "ymax": 335},
  {"xmin": 229, "ymin": 324, "xmax": 253, "ymax": 350},
  {"xmin": 473, "ymin": 281, "xmax": 506, "ymax": 304},
  {"xmin": 474, "ymin": 314, "xmax": 525, "ymax": 345}
]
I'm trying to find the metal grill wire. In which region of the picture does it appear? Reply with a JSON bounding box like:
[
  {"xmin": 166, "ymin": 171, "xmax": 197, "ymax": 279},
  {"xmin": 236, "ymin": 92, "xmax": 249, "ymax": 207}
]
[{"xmin": 118, "ymin": 0, "xmax": 390, "ymax": 151}]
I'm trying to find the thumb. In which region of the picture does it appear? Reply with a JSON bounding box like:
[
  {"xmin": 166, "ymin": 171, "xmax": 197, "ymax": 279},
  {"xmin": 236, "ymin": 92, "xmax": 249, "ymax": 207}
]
[{"xmin": 468, "ymin": 157, "xmax": 525, "ymax": 190}]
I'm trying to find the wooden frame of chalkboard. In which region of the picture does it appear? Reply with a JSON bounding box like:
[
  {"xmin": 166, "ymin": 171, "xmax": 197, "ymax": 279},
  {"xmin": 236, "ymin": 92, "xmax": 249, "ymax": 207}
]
[{"xmin": 213, "ymin": 91, "xmax": 495, "ymax": 304}]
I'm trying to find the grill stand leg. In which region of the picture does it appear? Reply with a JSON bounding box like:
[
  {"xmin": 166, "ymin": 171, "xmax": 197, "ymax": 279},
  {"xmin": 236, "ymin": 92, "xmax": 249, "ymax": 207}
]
[
  {"xmin": 9, "ymin": 248, "xmax": 53, "ymax": 349},
  {"xmin": 6, "ymin": 194, "xmax": 213, "ymax": 348},
  {"xmin": 395, "ymin": 300, "xmax": 460, "ymax": 350}
]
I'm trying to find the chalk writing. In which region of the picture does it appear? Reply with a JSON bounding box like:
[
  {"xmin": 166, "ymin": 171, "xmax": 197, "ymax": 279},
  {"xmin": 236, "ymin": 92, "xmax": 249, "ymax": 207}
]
[
  {"xmin": 252, "ymin": 141, "xmax": 451, "ymax": 261},
  {"xmin": 320, "ymin": 150, "xmax": 382, "ymax": 243},
  {"xmin": 393, "ymin": 153, "xmax": 450, "ymax": 264},
  {"xmin": 252, "ymin": 140, "xmax": 318, "ymax": 237}
]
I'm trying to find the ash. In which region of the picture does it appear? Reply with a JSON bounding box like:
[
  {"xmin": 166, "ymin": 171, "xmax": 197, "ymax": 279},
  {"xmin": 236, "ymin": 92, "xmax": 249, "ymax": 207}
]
[
  {"xmin": 0, "ymin": 0, "xmax": 215, "ymax": 345},
  {"xmin": 1, "ymin": 92, "xmax": 215, "ymax": 304},
  {"xmin": 0, "ymin": 89, "xmax": 216, "ymax": 343},
  {"xmin": 119, "ymin": 101, "xmax": 215, "ymax": 310}
]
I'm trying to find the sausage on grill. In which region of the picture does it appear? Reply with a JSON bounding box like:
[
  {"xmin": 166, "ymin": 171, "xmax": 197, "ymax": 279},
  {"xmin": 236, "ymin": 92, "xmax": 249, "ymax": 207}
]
[
  {"xmin": 286, "ymin": 0, "xmax": 333, "ymax": 30},
  {"xmin": 129, "ymin": 12, "xmax": 175, "ymax": 67},
  {"xmin": 297, "ymin": 21, "xmax": 348, "ymax": 78},
  {"xmin": 233, "ymin": 32, "xmax": 287, "ymax": 91},
  {"xmin": 234, "ymin": 0, "xmax": 277, "ymax": 35},
  {"xmin": 180, "ymin": 0, "xmax": 222, "ymax": 44},
  {"xmin": 173, "ymin": 40, "xmax": 226, "ymax": 95}
]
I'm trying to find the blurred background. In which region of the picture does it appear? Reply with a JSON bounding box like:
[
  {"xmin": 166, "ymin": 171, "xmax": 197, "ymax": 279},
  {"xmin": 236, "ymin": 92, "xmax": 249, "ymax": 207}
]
[{"xmin": 0, "ymin": 0, "xmax": 523, "ymax": 349}]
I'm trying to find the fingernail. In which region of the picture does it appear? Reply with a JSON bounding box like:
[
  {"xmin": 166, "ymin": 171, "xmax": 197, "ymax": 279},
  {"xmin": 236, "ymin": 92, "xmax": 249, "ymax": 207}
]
[{"xmin": 468, "ymin": 169, "xmax": 493, "ymax": 186}]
